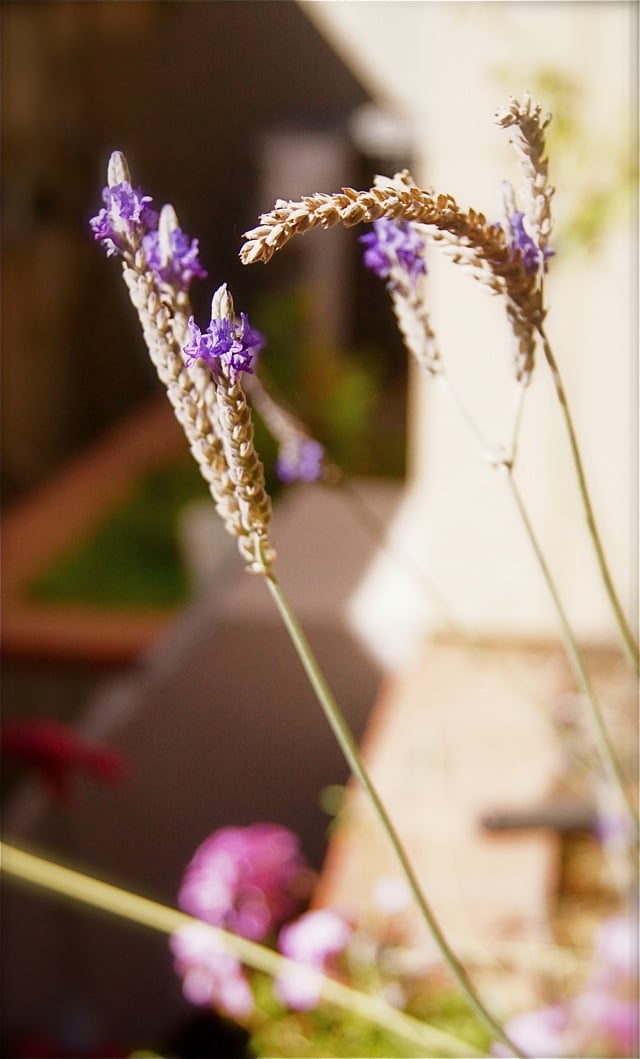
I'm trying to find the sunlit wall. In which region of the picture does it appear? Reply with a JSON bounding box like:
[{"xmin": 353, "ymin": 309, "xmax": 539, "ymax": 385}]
[{"xmin": 303, "ymin": 1, "xmax": 636, "ymax": 645}]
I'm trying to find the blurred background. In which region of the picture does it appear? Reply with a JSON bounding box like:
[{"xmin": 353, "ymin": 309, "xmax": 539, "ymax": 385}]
[
  {"xmin": 1, "ymin": 2, "xmax": 637, "ymax": 1057},
  {"xmin": 2, "ymin": 0, "xmax": 413, "ymax": 505}
]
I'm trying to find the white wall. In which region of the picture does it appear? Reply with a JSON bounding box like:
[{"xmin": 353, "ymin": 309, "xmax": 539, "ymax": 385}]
[{"xmin": 301, "ymin": 1, "xmax": 636, "ymax": 651}]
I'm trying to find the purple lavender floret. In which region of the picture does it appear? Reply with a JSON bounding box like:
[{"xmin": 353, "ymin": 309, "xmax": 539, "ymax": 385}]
[
  {"xmin": 184, "ymin": 312, "xmax": 265, "ymax": 377},
  {"xmin": 90, "ymin": 181, "xmax": 158, "ymax": 257},
  {"xmin": 360, "ymin": 217, "xmax": 427, "ymax": 285},
  {"xmin": 507, "ymin": 211, "xmax": 554, "ymax": 274},
  {"xmin": 276, "ymin": 439, "xmax": 325, "ymax": 484},
  {"xmin": 142, "ymin": 227, "xmax": 207, "ymax": 289}
]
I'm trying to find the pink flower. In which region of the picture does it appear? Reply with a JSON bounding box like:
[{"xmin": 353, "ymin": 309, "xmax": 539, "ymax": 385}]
[
  {"xmin": 275, "ymin": 909, "xmax": 352, "ymax": 1011},
  {"xmin": 178, "ymin": 823, "xmax": 312, "ymax": 942},
  {"xmin": 372, "ymin": 876, "xmax": 411, "ymax": 915},
  {"xmin": 170, "ymin": 923, "xmax": 253, "ymax": 1019},
  {"xmin": 574, "ymin": 913, "xmax": 639, "ymax": 1055},
  {"xmin": 593, "ymin": 914, "xmax": 636, "ymax": 979},
  {"xmin": 573, "ymin": 989, "xmax": 638, "ymax": 1055},
  {"xmin": 493, "ymin": 1005, "xmax": 569, "ymax": 1057},
  {"xmin": 493, "ymin": 911, "xmax": 639, "ymax": 1058}
]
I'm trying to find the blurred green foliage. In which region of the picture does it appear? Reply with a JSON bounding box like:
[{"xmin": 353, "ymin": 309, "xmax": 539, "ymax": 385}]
[
  {"xmin": 26, "ymin": 281, "xmax": 406, "ymax": 611},
  {"xmin": 27, "ymin": 459, "xmax": 209, "ymax": 609},
  {"xmin": 251, "ymin": 285, "xmax": 406, "ymax": 479},
  {"xmin": 493, "ymin": 63, "xmax": 637, "ymax": 254},
  {"xmin": 248, "ymin": 973, "xmax": 491, "ymax": 1058}
]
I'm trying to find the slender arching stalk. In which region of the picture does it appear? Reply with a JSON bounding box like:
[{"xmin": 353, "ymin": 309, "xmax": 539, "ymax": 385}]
[
  {"xmin": 0, "ymin": 842, "xmax": 483, "ymax": 1059},
  {"xmin": 506, "ymin": 471, "xmax": 639, "ymax": 836},
  {"xmin": 412, "ymin": 329, "xmax": 636, "ymax": 832},
  {"xmin": 332, "ymin": 473, "xmax": 471, "ymax": 637},
  {"xmin": 537, "ymin": 322, "xmax": 639, "ymax": 675},
  {"xmin": 436, "ymin": 372, "xmax": 496, "ymax": 455},
  {"xmin": 263, "ymin": 567, "xmax": 527, "ymax": 1059}
]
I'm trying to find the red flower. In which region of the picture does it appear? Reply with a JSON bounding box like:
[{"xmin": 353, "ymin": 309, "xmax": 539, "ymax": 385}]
[{"xmin": 1, "ymin": 718, "xmax": 128, "ymax": 800}]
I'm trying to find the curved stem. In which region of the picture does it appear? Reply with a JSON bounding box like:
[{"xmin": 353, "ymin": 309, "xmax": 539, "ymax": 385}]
[
  {"xmin": 537, "ymin": 322, "xmax": 639, "ymax": 675},
  {"xmin": 0, "ymin": 842, "xmax": 481, "ymax": 1059},
  {"xmin": 264, "ymin": 570, "xmax": 527, "ymax": 1058},
  {"xmin": 506, "ymin": 473, "xmax": 639, "ymax": 836}
]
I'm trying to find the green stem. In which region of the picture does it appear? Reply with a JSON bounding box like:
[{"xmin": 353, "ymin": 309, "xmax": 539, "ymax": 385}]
[
  {"xmin": 506, "ymin": 473, "xmax": 639, "ymax": 836},
  {"xmin": 507, "ymin": 383, "xmax": 527, "ymax": 468},
  {"xmin": 436, "ymin": 373, "xmax": 495, "ymax": 455},
  {"xmin": 333, "ymin": 474, "xmax": 568, "ymax": 731},
  {"xmin": 537, "ymin": 322, "xmax": 639, "ymax": 675},
  {"xmin": 264, "ymin": 570, "xmax": 527, "ymax": 1058},
  {"xmin": 0, "ymin": 842, "xmax": 480, "ymax": 1059},
  {"xmin": 333, "ymin": 474, "xmax": 467, "ymax": 636}
]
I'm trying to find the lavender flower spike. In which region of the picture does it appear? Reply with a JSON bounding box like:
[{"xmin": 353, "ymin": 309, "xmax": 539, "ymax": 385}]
[
  {"xmin": 89, "ymin": 151, "xmax": 158, "ymax": 258},
  {"xmin": 184, "ymin": 285, "xmax": 264, "ymax": 379},
  {"xmin": 91, "ymin": 152, "xmax": 275, "ymax": 573},
  {"xmin": 186, "ymin": 312, "xmax": 257, "ymax": 375},
  {"xmin": 184, "ymin": 283, "xmax": 275, "ymax": 572},
  {"xmin": 142, "ymin": 204, "xmax": 207, "ymax": 290}
]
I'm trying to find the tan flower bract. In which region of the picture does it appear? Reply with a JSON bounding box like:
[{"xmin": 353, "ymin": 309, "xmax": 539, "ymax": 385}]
[
  {"xmin": 107, "ymin": 150, "xmax": 130, "ymax": 188},
  {"xmin": 120, "ymin": 260, "xmax": 246, "ymax": 545}
]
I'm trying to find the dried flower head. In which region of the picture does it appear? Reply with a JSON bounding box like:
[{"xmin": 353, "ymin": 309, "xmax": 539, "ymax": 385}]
[{"xmin": 241, "ymin": 166, "xmax": 542, "ymax": 383}]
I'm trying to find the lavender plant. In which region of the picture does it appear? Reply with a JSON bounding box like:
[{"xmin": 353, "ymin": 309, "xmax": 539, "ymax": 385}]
[
  {"xmin": 0, "ymin": 841, "xmax": 487, "ymax": 1058},
  {"xmin": 88, "ymin": 144, "xmax": 529, "ymax": 1055},
  {"xmin": 240, "ymin": 94, "xmax": 638, "ymax": 836},
  {"xmin": 2, "ymin": 93, "xmax": 637, "ymax": 1059},
  {"xmin": 90, "ymin": 153, "xmax": 275, "ymax": 575}
]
